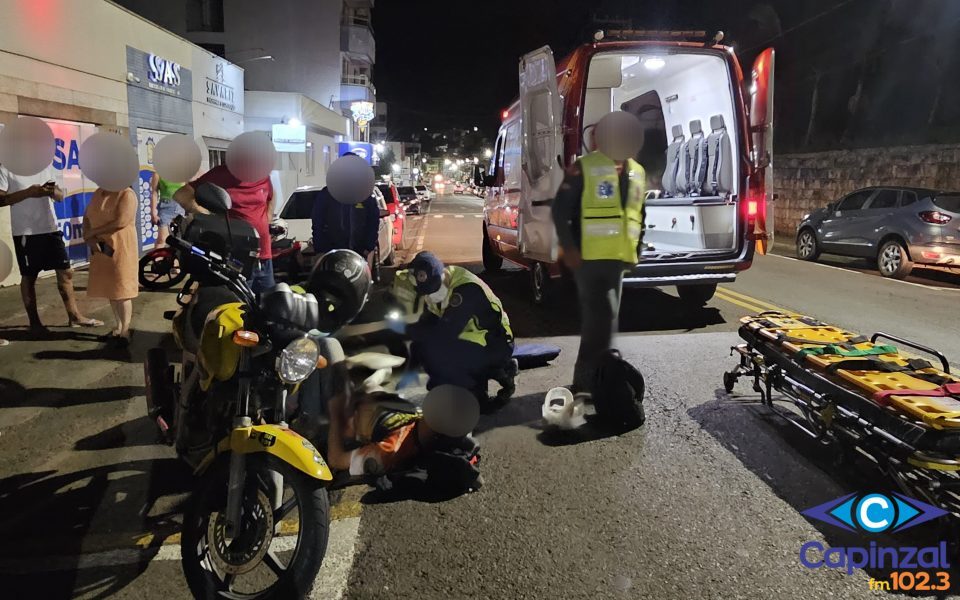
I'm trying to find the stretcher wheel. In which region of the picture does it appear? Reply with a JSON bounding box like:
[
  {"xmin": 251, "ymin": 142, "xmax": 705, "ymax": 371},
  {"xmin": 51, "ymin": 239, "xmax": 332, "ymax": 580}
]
[{"xmin": 723, "ymin": 371, "xmax": 737, "ymax": 393}]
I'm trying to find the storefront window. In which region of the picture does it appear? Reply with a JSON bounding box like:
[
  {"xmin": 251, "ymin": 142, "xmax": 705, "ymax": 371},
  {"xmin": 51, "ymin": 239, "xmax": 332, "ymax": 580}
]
[{"xmin": 209, "ymin": 148, "xmax": 226, "ymax": 168}]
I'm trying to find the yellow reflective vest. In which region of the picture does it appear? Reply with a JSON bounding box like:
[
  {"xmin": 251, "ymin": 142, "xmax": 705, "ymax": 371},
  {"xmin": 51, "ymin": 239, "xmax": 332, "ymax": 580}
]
[
  {"xmin": 578, "ymin": 152, "xmax": 646, "ymax": 263},
  {"xmin": 424, "ymin": 266, "xmax": 513, "ymax": 347}
]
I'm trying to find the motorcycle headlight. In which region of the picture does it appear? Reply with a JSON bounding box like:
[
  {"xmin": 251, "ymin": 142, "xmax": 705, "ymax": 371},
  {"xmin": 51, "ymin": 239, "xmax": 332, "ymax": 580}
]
[{"xmin": 277, "ymin": 337, "xmax": 319, "ymax": 384}]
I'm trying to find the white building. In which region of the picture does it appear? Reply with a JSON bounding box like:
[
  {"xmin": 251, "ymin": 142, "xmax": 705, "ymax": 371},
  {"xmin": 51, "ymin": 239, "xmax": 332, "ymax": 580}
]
[
  {"xmin": 0, "ymin": 0, "xmax": 244, "ymax": 285},
  {"xmin": 244, "ymin": 92, "xmax": 350, "ymax": 211},
  {"xmin": 114, "ymin": 0, "xmax": 377, "ymax": 138}
]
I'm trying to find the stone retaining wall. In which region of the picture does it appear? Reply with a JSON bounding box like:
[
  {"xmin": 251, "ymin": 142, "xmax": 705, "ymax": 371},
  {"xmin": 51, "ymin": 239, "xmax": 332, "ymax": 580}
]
[{"xmin": 773, "ymin": 144, "xmax": 960, "ymax": 236}]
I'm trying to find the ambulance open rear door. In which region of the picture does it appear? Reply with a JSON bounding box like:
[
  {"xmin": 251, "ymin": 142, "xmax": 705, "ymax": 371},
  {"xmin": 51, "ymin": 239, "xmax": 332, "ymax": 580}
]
[
  {"xmin": 518, "ymin": 46, "xmax": 564, "ymax": 263},
  {"xmin": 750, "ymin": 48, "xmax": 775, "ymax": 255}
]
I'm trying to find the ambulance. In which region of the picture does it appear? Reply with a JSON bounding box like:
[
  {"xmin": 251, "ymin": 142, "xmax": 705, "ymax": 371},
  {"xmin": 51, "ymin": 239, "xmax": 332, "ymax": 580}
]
[{"xmin": 479, "ymin": 30, "xmax": 775, "ymax": 305}]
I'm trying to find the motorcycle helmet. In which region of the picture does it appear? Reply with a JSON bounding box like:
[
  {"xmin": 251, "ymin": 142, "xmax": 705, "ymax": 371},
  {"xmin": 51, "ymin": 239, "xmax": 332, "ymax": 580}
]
[{"xmin": 306, "ymin": 249, "xmax": 371, "ymax": 333}]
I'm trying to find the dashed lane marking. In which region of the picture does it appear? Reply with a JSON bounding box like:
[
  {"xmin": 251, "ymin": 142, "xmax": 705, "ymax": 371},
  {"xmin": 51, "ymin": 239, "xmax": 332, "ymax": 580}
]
[{"xmin": 432, "ymin": 214, "xmax": 444, "ymax": 219}]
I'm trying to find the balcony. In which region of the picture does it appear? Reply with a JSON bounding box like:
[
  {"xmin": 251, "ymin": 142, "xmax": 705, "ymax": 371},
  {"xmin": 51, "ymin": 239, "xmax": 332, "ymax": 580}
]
[
  {"xmin": 341, "ymin": 23, "xmax": 375, "ymax": 63},
  {"xmin": 340, "ymin": 74, "xmax": 376, "ymax": 106}
]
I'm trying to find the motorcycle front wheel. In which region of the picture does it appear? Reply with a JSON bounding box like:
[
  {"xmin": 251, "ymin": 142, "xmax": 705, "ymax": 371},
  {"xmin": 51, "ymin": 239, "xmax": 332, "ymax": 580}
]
[{"xmin": 181, "ymin": 454, "xmax": 330, "ymax": 599}]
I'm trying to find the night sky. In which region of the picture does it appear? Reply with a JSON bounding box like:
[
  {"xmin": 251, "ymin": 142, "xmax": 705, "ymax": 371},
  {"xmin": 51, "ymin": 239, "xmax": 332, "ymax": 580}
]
[
  {"xmin": 373, "ymin": 0, "xmax": 960, "ymax": 151},
  {"xmin": 372, "ymin": 0, "xmax": 775, "ymax": 139}
]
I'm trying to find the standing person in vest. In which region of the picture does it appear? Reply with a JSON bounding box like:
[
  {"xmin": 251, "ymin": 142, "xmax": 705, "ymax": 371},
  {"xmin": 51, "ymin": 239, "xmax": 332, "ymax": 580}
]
[
  {"xmin": 149, "ymin": 172, "xmax": 184, "ymax": 247},
  {"xmin": 551, "ymin": 111, "xmax": 647, "ymax": 399},
  {"xmin": 389, "ymin": 252, "xmax": 518, "ymax": 407}
]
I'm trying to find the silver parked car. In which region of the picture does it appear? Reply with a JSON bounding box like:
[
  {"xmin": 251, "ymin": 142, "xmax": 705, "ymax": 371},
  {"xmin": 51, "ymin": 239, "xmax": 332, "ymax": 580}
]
[{"xmin": 796, "ymin": 187, "xmax": 960, "ymax": 278}]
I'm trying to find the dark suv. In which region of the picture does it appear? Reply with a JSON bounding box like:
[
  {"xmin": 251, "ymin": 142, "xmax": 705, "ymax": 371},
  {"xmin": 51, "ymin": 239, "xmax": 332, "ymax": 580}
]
[{"xmin": 796, "ymin": 187, "xmax": 960, "ymax": 278}]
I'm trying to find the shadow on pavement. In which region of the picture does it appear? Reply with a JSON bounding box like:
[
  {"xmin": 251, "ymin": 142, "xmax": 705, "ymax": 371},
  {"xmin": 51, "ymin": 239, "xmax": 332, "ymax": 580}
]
[
  {"xmin": 476, "ymin": 265, "xmax": 726, "ymax": 338},
  {"xmin": 0, "ymin": 327, "xmax": 102, "ymax": 343},
  {"xmin": 0, "ymin": 378, "xmax": 143, "ymax": 408},
  {"xmin": 0, "ymin": 457, "xmax": 191, "ymax": 599},
  {"xmin": 689, "ymin": 389, "xmax": 955, "ymax": 588},
  {"xmin": 74, "ymin": 416, "xmax": 164, "ymax": 451}
]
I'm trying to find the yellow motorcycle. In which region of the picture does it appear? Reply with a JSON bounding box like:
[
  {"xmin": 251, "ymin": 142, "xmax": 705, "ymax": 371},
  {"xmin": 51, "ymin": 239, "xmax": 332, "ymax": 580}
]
[{"xmin": 144, "ymin": 184, "xmax": 332, "ymax": 599}]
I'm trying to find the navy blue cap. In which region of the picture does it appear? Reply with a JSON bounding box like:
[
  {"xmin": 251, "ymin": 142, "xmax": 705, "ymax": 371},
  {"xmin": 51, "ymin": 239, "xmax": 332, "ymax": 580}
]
[{"xmin": 410, "ymin": 251, "xmax": 444, "ymax": 295}]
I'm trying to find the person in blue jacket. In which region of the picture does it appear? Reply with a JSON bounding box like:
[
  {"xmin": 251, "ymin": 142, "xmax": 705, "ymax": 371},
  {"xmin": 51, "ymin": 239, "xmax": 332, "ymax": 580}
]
[
  {"xmin": 390, "ymin": 252, "xmax": 518, "ymax": 407},
  {"xmin": 311, "ymin": 153, "xmax": 380, "ymax": 256}
]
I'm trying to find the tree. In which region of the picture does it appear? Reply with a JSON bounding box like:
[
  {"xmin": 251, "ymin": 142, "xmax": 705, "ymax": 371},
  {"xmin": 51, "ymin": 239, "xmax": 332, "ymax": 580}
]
[{"xmin": 373, "ymin": 147, "xmax": 396, "ymax": 178}]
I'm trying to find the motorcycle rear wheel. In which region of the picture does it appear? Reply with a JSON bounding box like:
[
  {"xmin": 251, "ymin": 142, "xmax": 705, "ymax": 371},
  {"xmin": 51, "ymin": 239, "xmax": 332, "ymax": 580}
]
[
  {"xmin": 181, "ymin": 454, "xmax": 330, "ymax": 599},
  {"xmin": 139, "ymin": 248, "xmax": 186, "ymax": 290}
]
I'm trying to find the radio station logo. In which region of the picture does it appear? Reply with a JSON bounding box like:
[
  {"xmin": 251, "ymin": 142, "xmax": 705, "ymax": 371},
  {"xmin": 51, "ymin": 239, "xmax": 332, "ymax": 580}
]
[{"xmin": 798, "ymin": 491, "xmax": 952, "ymax": 592}]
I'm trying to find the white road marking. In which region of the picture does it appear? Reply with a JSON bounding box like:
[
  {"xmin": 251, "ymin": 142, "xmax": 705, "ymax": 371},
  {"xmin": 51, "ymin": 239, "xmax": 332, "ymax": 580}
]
[
  {"xmin": 454, "ymin": 214, "xmax": 464, "ymax": 218},
  {"xmin": 432, "ymin": 215, "xmax": 444, "ymax": 219},
  {"xmin": 767, "ymin": 253, "xmax": 959, "ymax": 292},
  {"xmin": 0, "ymin": 516, "xmax": 363, "ymax": 600},
  {"xmin": 474, "ymin": 214, "xmax": 484, "ymax": 218}
]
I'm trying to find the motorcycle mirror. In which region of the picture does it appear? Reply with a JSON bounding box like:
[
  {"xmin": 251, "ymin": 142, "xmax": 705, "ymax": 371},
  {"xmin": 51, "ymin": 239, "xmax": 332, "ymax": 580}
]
[{"xmin": 195, "ymin": 182, "xmax": 232, "ymax": 214}]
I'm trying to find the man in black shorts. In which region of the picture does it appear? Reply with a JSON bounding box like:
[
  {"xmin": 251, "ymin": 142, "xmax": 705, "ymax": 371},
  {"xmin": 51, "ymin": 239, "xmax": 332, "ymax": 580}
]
[{"xmin": 0, "ymin": 165, "xmax": 102, "ymax": 335}]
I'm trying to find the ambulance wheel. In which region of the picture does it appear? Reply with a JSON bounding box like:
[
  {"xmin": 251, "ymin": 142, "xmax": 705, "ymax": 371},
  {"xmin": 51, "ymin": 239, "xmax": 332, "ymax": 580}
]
[
  {"xmin": 482, "ymin": 225, "xmax": 502, "ymax": 272},
  {"xmin": 531, "ymin": 262, "xmax": 550, "ymax": 305},
  {"xmin": 677, "ymin": 283, "xmax": 716, "ymax": 306}
]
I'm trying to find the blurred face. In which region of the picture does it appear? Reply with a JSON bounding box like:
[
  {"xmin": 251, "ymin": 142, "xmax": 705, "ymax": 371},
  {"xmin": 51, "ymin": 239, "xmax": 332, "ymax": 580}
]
[{"xmin": 594, "ymin": 111, "xmax": 645, "ymax": 161}]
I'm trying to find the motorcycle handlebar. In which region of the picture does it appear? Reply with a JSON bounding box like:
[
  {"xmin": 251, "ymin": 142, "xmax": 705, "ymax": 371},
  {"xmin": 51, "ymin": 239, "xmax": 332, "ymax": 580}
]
[{"xmin": 166, "ymin": 235, "xmax": 257, "ymax": 306}]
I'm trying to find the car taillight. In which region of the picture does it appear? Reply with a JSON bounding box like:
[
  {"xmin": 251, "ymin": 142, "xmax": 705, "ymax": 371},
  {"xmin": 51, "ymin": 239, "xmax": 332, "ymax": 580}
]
[
  {"xmin": 919, "ymin": 211, "xmax": 952, "ymax": 225},
  {"xmin": 746, "ymin": 199, "xmax": 758, "ymax": 218}
]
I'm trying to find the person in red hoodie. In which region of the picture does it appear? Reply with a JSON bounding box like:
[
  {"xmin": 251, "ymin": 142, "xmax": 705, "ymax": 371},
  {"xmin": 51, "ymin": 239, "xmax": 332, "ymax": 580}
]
[{"xmin": 174, "ymin": 164, "xmax": 275, "ymax": 293}]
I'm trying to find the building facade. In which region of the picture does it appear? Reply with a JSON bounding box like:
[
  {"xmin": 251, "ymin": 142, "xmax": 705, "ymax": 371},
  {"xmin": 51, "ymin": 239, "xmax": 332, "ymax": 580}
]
[
  {"xmin": 114, "ymin": 0, "xmax": 377, "ymax": 130},
  {"xmin": 244, "ymin": 91, "xmax": 349, "ymax": 211},
  {"xmin": 0, "ymin": 0, "xmax": 243, "ymax": 285}
]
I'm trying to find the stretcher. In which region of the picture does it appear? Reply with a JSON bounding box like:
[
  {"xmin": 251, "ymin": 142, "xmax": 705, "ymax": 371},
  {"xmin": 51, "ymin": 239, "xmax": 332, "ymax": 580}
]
[{"xmin": 724, "ymin": 311, "xmax": 960, "ymax": 517}]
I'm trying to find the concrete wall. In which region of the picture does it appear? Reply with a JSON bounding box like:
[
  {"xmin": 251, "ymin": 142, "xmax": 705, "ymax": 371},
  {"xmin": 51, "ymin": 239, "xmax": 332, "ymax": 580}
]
[
  {"xmin": 773, "ymin": 143, "xmax": 960, "ymax": 238},
  {"xmin": 225, "ymin": 0, "xmax": 343, "ymax": 108}
]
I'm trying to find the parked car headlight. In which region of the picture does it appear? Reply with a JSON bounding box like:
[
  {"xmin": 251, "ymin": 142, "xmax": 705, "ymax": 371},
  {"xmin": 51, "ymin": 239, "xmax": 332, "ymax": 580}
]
[{"xmin": 277, "ymin": 337, "xmax": 319, "ymax": 384}]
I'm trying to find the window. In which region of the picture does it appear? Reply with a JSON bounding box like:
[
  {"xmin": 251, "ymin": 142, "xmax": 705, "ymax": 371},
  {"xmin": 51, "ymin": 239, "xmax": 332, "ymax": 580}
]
[
  {"xmin": 208, "ymin": 148, "xmax": 227, "ymax": 168},
  {"xmin": 280, "ymin": 191, "xmax": 318, "ymax": 220},
  {"xmin": 901, "ymin": 191, "xmax": 918, "ymax": 207},
  {"xmin": 187, "ymin": 0, "xmax": 224, "ymax": 32},
  {"xmin": 837, "ymin": 190, "xmax": 872, "ymax": 212},
  {"xmin": 502, "ymin": 122, "xmax": 521, "ymax": 190},
  {"xmin": 322, "ymin": 145, "xmax": 332, "ymax": 172},
  {"xmin": 868, "ymin": 189, "xmax": 899, "ymax": 209},
  {"xmin": 932, "ymin": 194, "xmax": 960, "ymax": 213},
  {"xmin": 199, "ymin": 43, "xmax": 225, "ymax": 58}
]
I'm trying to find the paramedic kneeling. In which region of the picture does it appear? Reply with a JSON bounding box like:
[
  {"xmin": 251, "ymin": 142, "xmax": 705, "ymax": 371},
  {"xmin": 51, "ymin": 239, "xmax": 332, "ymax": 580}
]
[
  {"xmin": 392, "ymin": 252, "xmax": 517, "ymax": 404},
  {"xmin": 552, "ymin": 111, "xmax": 647, "ymax": 397}
]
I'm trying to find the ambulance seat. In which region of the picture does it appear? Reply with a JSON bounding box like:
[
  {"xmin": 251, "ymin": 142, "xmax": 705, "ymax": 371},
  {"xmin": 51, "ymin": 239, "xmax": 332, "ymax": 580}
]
[
  {"xmin": 662, "ymin": 125, "xmax": 685, "ymax": 197},
  {"xmin": 705, "ymin": 115, "xmax": 733, "ymax": 196},
  {"xmin": 686, "ymin": 120, "xmax": 708, "ymax": 196}
]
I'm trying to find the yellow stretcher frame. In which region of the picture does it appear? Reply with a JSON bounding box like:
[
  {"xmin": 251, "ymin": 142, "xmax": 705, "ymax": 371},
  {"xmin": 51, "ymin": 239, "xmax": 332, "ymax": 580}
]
[{"xmin": 741, "ymin": 312, "xmax": 960, "ymax": 430}]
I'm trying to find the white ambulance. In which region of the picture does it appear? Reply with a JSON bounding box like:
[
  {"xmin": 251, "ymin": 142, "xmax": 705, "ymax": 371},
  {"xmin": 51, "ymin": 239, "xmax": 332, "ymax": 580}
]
[{"xmin": 480, "ymin": 30, "xmax": 775, "ymax": 304}]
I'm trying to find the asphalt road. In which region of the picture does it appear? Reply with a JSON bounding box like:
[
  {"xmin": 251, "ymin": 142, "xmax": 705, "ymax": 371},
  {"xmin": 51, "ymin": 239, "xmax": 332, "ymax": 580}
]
[{"xmin": 0, "ymin": 191, "xmax": 957, "ymax": 599}]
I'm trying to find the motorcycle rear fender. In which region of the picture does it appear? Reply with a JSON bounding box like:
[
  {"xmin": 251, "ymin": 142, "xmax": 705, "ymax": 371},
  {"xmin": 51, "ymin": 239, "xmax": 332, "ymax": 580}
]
[{"xmin": 195, "ymin": 424, "xmax": 333, "ymax": 481}]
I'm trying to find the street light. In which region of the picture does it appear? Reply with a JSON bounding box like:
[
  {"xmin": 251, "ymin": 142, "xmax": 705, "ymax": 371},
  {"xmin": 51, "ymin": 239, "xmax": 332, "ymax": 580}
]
[
  {"xmin": 413, "ymin": 168, "xmax": 420, "ymax": 175},
  {"xmin": 444, "ymin": 158, "xmax": 451, "ymax": 165},
  {"xmin": 472, "ymin": 157, "xmax": 479, "ymax": 164},
  {"xmin": 473, "ymin": 126, "xmax": 478, "ymax": 132},
  {"xmin": 483, "ymin": 148, "xmax": 493, "ymax": 158},
  {"xmin": 421, "ymin": 158, "xmax": 427, "ymax": 164}
]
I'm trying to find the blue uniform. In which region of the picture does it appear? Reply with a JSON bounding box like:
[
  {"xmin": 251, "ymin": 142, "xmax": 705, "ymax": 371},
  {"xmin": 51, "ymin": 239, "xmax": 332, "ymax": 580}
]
[
  {"xmin": 408, "ymin": 282, "xmax": 513, "ymax": 393},
  {"xmin": 311, "ymin": 187, "xmax": 380, "ymax": 254}
]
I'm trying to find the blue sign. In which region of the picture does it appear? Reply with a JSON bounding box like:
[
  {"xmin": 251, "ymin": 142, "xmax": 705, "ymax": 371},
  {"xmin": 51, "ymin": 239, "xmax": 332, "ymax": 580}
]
[{"xmin": 338, "ymin": 142, "xmax": 374, "ymax": 165}]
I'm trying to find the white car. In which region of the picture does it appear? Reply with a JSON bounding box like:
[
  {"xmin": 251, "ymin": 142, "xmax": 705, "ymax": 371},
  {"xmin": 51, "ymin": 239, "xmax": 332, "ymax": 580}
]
[
  {"xmin": 279, "ymin": 186, "xmax": 395, "ymax": 280},
  {"xmin": 415, "ymin": 184, "xmax": 434, "ymax": 202}
]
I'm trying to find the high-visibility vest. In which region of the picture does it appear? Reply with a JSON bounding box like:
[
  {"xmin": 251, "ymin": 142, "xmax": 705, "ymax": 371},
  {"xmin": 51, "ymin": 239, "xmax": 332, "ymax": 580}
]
[
  {"xmin": 424, "ymin": 266, "xmax": 513, "ymax": 347},
  {"xmin": 578, "ymin": 152, "xmax": 646, "ymax": 263},
  {"xmin": 391, "ymin": 269, "xmax": 421, "ymax": 316}
]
